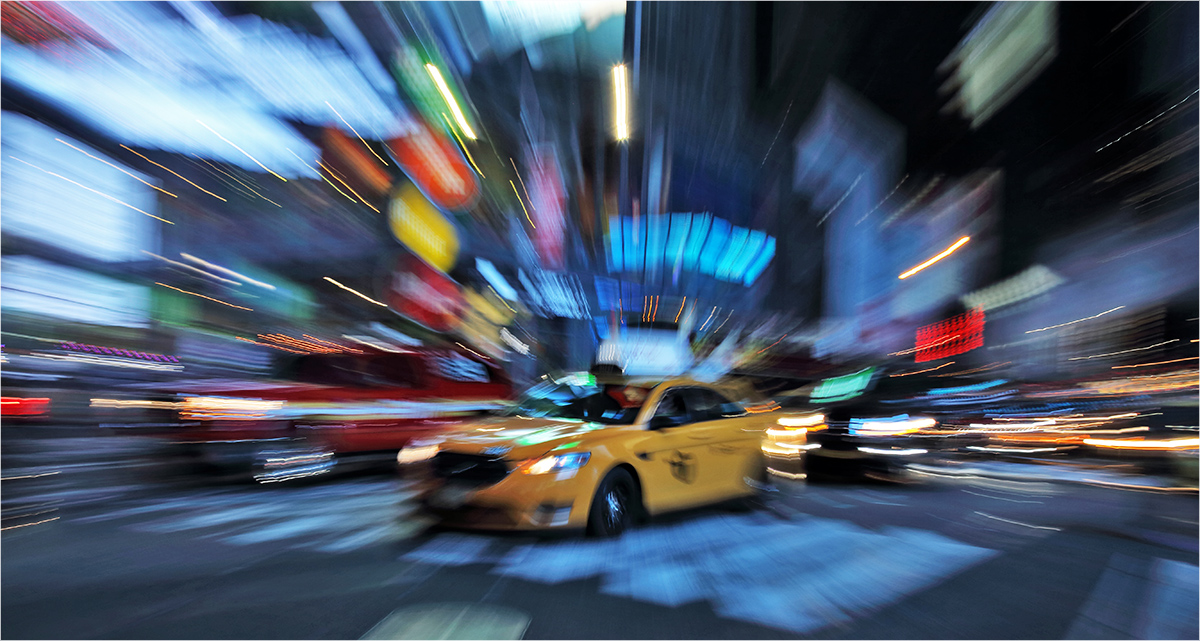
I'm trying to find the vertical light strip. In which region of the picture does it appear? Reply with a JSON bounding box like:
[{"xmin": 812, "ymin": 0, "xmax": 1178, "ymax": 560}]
[
  {"xmin": 425, "ymin": 64, "xmax": 477, "ymax": 140},
  {"xmin": 613, "ymin": 64, "xmax": 629, "ymax": 141}
]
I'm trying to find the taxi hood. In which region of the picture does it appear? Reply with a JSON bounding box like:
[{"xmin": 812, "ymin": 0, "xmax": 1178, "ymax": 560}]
[{"xmin": 435, "ymin": 416, "xmax": 627, "ymax": 460}]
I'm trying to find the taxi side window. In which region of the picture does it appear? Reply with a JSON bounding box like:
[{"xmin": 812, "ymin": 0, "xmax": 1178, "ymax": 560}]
[
  {"xmin": 685, "ymin": 388, "xmax": 744, "ymax": 422},
  {"xmin": 651, "ymin": 389, "xmax": 690, "ymax": 428}
]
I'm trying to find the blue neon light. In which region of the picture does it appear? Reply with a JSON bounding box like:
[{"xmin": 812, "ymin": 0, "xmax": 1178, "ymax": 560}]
[
  {"xmin": 730, "ymin": 230, "xmax": 766, "ymax": 280},
  {"xmin": 927, "ymin": 380, "xmax": 1008, "ymax": 395},
  {"xmin": 605, "ymin": 212, "xmax": 774, "ymax": 286},
  {"xmin": 698, "ymin": 217, "xmax": 731, "ymax": 276},
  {"xmin": 683, "ymin": 212, "xmax": 712, "ymax": 272},
  {"xmin": 716, "ymin": 226, "xmax": 750, "ymax": 280},
  {"xmin": 742, "ymin": 236, "xmax": 776, "ymax": 285}
]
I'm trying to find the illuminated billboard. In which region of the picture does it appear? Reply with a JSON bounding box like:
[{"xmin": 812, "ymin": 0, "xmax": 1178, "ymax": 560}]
[{"xmin": 914, "ymin": 309, "xmax": 985, "ymax": 363}]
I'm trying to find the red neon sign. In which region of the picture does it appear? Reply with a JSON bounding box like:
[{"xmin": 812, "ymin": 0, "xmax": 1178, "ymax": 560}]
[
  {"xmin": 915, "ymin": 308, "xmax": 985, "ymax": 362},
  {"xmin": 386, "ymin": 121, "xmax": 479, "ymax": 212}
]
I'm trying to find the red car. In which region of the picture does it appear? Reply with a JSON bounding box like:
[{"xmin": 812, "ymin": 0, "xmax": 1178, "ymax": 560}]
[{"xmin": 156, "ymin": 348, "xmax": 513, "ymax": 482}]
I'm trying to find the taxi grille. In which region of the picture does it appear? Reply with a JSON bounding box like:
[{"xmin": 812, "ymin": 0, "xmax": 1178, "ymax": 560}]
[{"xmin": 431, "ymin": 452, "xmax": 510, "ymax": 487}]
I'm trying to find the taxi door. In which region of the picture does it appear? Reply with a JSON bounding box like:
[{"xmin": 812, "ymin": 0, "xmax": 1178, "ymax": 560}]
[
  {"xmin": 632, "ymin": 386, "xmax": 727, "ymax": 513},
  {"xmin": 681, "ymin": 387, "xmax": 765, "ymax": 499}
]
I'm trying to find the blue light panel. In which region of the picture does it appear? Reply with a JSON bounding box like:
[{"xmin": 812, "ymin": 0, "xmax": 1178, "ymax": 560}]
[
  {"xmin": 728, "ymin": 229, "xmax": 767, "ymax": 282},
  {"xmin": 645, "ymin": 214, "xmax": 668, "ymax": 276},
  {"xmin": 607, "ymin": 217, "xmax": 623, "ymax": 273},
  {"xmin": 716, "ymin": 226, "xmax": 750, "ymax": 280},
  {"xmin": 683, "ymin": 213, "xmax": 712, "ymax": 272},
  {"xmin": 698, "ymin": 217, "xmax": 731, "ymax": 276},
  {"xmin": 664, "ymin": 213, "xmax": 692, "ymax": 275},
  {"xmin": 742, "ymin": 236, "xmax": 776, "ymax": 286}
]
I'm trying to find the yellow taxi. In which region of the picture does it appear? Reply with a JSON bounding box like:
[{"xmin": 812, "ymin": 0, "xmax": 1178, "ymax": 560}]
[{"xmin": 400, "ymin": 372, "xmax": 775, "ymax": 536}]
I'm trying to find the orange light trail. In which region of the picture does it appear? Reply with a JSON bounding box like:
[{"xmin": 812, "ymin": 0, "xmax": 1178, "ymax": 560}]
[
  {"xmin": 325, "ymin": 101, "xmax": 389, "ymax": 166},
  {"xmin": 890, "ymin": 362, "xmax": 955, "ymax": 377},
  {"xmin": 652, "ymin": 296, "xmax": 659, "ymax": 322},
  {"xmin": 756, "ymin": 334, "xmax": 788, "ymax": 355},
  {"xmin": 236, "ymin": 336, "xmax": 305, "ymax": 354},
  {"xmin": 196, "ymin": 120, "xmax": 287, "ymax": 182},
  {"xmin": 674, "ymin": 297, "xmax": 687, "ymax": 323},
  {"xmin": 120, "ymin": 144, "xmax": 227, "ymax": 201},
  {"xmin": 55, "ymin": 138, "xmax": 177, "ymax": 198},
  {"xmin": 899, "ymin": 236, "xmax": 970, "ymax": 279},
  {"xmin": 155, "ymin": 282, "xmax": 251, "ymax": 310},
  {"xmin": 1112, "ymin": 357, "xmax": 1199, "ymax": 370},
  {"xmin": 9, "ymin": 156, "xmax": 174, "ymax": 224}
]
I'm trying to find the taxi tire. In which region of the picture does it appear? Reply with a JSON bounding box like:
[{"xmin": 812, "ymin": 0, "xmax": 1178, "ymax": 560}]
[{"xmin": 587, "ymin": 468, "xmax": 637, "ymax": 537}]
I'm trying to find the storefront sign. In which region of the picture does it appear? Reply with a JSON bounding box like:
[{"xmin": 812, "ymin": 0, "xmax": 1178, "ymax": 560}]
[
  {"xmin": 386, "ymin": 120, "xmax": 479, "ymax": 212},
  {"xmin": 385, "ymin": 253, "xmax": 463, "ymax": 333},
  {"xmin": 388, "ymin": 182, "xmax": 460, "ymax": 273}
]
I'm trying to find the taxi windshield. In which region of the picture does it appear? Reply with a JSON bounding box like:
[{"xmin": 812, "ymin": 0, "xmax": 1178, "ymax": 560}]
[{"xmin": 505, "ymin": 380, "xmax": 650, "ymax": 425}]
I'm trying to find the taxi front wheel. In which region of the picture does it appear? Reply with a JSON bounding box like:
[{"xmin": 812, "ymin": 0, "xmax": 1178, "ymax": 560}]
[{"xmin": 587, "ymin": 468, "xmax": 637, "ymax": 537}]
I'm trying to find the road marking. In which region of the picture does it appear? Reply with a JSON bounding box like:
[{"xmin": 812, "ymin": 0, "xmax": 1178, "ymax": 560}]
[
  {"xmin": 973, "ymin": 511, "xmax": 1061, "ymax": 531},
  {"xmin": 961, "ymin": 489, "xmax": 1044, "ymax": 504},
  {"xmin": 360, "ymin": 603, "xmax": 530, "ymax": 640}
]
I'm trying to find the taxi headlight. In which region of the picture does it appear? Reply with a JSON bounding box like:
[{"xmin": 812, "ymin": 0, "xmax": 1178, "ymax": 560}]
[
  {"xmin": 397, "ymin": 443, "xmax": 440, "ymax": 465},
  {"xmin": 522, "ymin": 452, "xmax": 591, "ymax": 475}
]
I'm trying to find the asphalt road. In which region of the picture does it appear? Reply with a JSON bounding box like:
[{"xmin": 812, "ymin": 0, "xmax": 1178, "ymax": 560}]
[{"xmin": 2, "ymin": 463, "xmax": 1197, "ymax": 640}]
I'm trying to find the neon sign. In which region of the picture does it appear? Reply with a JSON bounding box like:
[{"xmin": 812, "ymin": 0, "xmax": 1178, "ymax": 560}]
[{"xmin": 915, "ymin": 309, "xmax": 985, "ymax": 363}]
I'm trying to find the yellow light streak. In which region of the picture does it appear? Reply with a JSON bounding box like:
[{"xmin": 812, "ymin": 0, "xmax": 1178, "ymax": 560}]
[
  {"xmin": 120, "ymin": 144, "xmax": 226, "ymax": 201},
  {"xmin": 674, "ymin": 297, "xmax": 687, "ymax": 323},
  {"xmin": 487, "ymin": 285, "xmax": 517, "ymax": 313},
  {"xmin": 1112, "ymin": 357, "xmax": 1199, "ymax": 370},
  {"xmin": 325, "ymin": 101, "xmax": 389, "ymax": 166},
  {"xmin": 323, "ymin": 277, "xmax": 387, "ymax": 307},
  {"xmin": 509, "ymin": 157, "xmax": 534, "ymax": 209},
  {"xmin": 154, "ymin": 282, "xmax": 252, "ymax": 310},
  {"xmin": 511, "ymin": 180, "xmax": 535, "ymax": 228},
  {"xmin": 8, "ymin": 156, "xmax": 174, "ymax": 224},
  {"xmin": 55, "ymin": 138, "xmax": 177, "ymax": 197},
  {"xmin": 442, "ymin": 112, "xmax": 484, "ymax": 178},
  {"xmin": 778, "ymin": 414, "xmax": 825, "ymax": 427},
  {"xmin": 285, "ymin": 147, "xmax": 354, "ymax": 202},
  {"xmin": 898, "ymin": 236, "xmax": 970, "ymax": 279},
  {"xmin": 315, "ymin": 159, "xmax": 379, "ymax": 213},
  {"xmin": 1026, "ymin": 306, "xmax": 1125, "ymax": 334},
  {"xmin": 195, "ymin": 120, "xmax": 287, "ymax": 182},
  {"xmin": 425, "ymin": 64, "xmax": 476, "ymax": 139},
  {"xmin": 652, "ymin": 295, "xmax": 659, "ymax": 322},
  {"xmin": 612, "ymin": 64, "xmax": 629, "ymax": 141}
]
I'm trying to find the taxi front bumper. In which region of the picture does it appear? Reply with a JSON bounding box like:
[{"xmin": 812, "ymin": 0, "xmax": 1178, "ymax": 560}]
[{"xmin": 409, "ymin": 460, "xmax": 596, "ymax": 531}]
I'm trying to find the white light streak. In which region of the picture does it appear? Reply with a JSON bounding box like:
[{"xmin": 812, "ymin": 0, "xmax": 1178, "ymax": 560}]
[{"xmin": 1026, "ymin": 306, "xmax": 1125, "ymax": 334}]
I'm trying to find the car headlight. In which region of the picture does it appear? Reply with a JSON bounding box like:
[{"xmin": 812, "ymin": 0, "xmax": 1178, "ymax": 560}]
[
  {"xmin": 397, "ymin": 442, "xmax": 440, "ymax": 465},
  {"xmin": 521, "ymin": 452, "xmax": 591, "ymax": 475}
]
